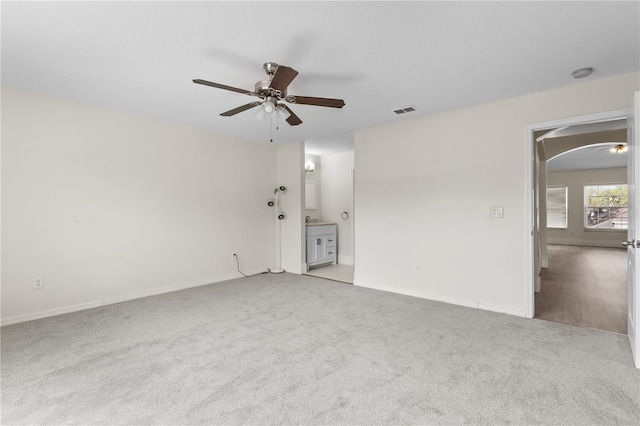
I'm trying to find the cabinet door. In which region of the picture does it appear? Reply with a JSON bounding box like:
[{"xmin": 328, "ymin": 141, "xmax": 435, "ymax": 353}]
[{"xmin": 307, "ymin": 236, "xmax": 324, "ymax": 264}]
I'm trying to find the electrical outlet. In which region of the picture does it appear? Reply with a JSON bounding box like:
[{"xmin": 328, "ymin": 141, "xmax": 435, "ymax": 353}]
[
  {"xmin": 33, "ymin": 276, "xmax": 44, "ymax": 290},
  {"xmin": 416, "ymin": 265, "xmax": 421, "ymax": 273}
]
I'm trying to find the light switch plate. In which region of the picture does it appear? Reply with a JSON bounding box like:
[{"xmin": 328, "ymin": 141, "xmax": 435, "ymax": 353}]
[{"xmin": 490, "ymin": 207, "xmax": 504, "ymax": 218}]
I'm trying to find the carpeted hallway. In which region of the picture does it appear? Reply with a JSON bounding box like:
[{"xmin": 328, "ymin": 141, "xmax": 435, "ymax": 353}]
[{"xmin": 2, "ymin": 273, "xmax": 639, "ymax": 425}]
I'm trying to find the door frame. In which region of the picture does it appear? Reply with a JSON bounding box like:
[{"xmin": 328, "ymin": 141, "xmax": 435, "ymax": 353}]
[{"xmin": 524, "ymin": 108, "xmax": 629, "ymax": 319}]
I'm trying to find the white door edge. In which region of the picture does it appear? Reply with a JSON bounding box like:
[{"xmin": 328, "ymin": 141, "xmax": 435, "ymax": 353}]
[{"xmin": 524, "ymin": 109, "xmax": 629, "ymax": 319}]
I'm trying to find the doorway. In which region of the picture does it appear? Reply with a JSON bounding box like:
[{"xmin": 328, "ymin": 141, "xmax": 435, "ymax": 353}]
[
  {"xmin": 302, "ymin": 139, "xmax": 355, "ymax": 284},
  {"xmin": 528, "ymin": 111, "xmax": 629, "ymax": 334}
]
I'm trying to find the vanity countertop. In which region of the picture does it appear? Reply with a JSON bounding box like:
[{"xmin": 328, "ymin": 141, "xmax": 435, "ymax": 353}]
[{"xmin": 306, "ymin": 222, "xmax": 336, "ymax": 226}]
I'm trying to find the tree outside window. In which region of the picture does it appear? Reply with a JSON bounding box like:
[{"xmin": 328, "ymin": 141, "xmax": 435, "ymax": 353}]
[{"xmin": 584, "ymin": 184, "xmax": 628, "ymax": 230}]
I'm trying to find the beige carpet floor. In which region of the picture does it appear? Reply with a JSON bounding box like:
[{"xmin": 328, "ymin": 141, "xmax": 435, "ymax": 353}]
[{"xmin": 2, "ymin": 273, "xmax": 639, "ymax": 425}]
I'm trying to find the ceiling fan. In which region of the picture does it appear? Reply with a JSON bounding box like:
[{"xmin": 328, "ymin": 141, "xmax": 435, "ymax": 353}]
[
  {"xmin": 193, "ymin": 62, "xmax": 345, "ymax": 126},
  {"xmin": 589, "ymin": 143, "xmax": 628, "ymax": 153}
]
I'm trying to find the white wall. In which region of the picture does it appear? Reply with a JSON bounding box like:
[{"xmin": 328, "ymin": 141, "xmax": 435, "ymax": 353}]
[
  {"xmin": 320, "ymin": 151, "xmax": 354, "ymax": 265},
  {"xmin": 1, "ymin": 87, "xmax": 277, "ymax": 324},
  {"xmin": 547, "ymin": 168, "xmax": 627, "ymax": 248},
  {"xmin": 354, "ymin": 72, "xmax": 639, "ymax": 316},
  {"xmin": 276, "ymin": 142, "xmax": 304, "ymax": 274}
]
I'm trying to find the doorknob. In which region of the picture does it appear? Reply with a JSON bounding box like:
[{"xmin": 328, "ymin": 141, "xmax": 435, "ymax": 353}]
[{"xmin": 622, "ymin": 240, "xmax": 637, "ymax": 248}]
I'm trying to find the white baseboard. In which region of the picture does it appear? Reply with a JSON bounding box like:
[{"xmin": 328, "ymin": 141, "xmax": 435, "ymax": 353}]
[
  {"xmin": 355, "ymin": 282, "xmax": 421, "ymax": 298},
  {"xmin": 1, "ymin": 269, "xmax": 268, "ymax": 327},
  {"xmin": 3, "ymin": 271, "xmax": 526, "ymax": 326},
  {"xmin": 1, "ymin": 301, "xmax": 104, "ymax": 326},
  {"xmin": 101, "ymin": 273, "xmax": 243, "ymax": 305},
  {"xmin": 354, "ymin": 281, "xmax": 525, "ymax": 318},
  {"xmin": 477, "ymin": 303, "xmax": 526, "ymax": 317},
  {"xmin": 420, "ymin": 292, "xmax": 478, "ymax": 310}
]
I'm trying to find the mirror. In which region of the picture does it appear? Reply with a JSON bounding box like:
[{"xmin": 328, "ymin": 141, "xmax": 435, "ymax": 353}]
[{"xmin": 305, "ymin": 181, "xmax": 317, "ymax": 209}]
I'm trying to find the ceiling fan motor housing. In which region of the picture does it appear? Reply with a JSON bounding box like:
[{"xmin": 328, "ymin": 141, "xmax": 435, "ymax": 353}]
[{"xmin": 255, "ymin": 80, "xmax": 286, "ymax": 99}]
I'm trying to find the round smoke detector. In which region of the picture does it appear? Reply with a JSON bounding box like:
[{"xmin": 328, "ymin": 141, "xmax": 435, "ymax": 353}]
[{"xmin": 572, "ymin": 67, "xmax": 594, "ymax": 79}]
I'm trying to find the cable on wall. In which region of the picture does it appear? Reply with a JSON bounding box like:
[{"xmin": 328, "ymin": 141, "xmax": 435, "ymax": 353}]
[{"xmin": 233, "ymin": 254, "xmax": 269, "ymax": 277}]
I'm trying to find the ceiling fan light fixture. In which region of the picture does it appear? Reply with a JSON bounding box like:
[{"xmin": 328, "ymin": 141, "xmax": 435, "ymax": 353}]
[
  {"xmin": 254, "ymin": 104, "xmax": 267, "ymax": 121},
  {"xmin": 264, "ymin": 99, "xmax": 276, "ymax": 114},
  {"xmin": 610, "ymin": 144, "xmax": 627, "ymax": 153}
]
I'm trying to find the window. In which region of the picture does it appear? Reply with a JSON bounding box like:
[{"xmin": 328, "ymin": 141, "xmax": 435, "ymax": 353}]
[
  {"xmin": 584, "ymin": 184, "xmax": 628, "ymax": 230},
  {"xmin": 547, "ymin": 186, "xmax": 568, "ymax": 228}
]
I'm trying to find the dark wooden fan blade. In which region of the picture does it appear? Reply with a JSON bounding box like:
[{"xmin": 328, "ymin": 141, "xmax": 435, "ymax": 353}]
[
  {"xmin": 286, "ymin": 95, "xmax": 345, "ymax": 108},
  {"xmin": 193, "ymin": 79, "xmax": 255, "ymax": 96},
  {"xmin": 281, "ymin": 105, "xmax": 302, "ymax": 126},
  {"xmin": 269, "ymin": 66, "xmax": 298, "ymax": 92},
  {"xmin": 220, "ymin": 101, "xmax": 262, "ymax": 117}
]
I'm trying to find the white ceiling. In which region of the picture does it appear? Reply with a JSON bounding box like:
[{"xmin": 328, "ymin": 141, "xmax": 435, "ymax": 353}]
[
  {"xmin": 547, "ymin": 143, "xmax": 628, "ymax": 172},
  {"xmin": 543, "ymin": 118, "xmax": 628, "ymax": 171},
  {"xmin": 539, "ymin": 119, "xmax": 628, "ymax": 141},
  {"xmin": 2, "ymin": 2, "xmax": 639, "ymax": 153}
]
